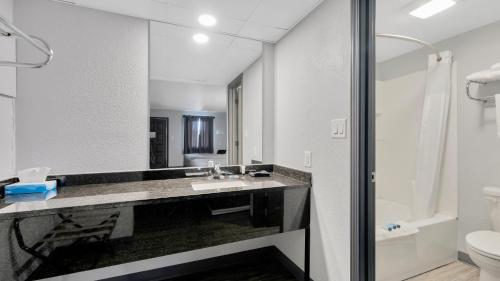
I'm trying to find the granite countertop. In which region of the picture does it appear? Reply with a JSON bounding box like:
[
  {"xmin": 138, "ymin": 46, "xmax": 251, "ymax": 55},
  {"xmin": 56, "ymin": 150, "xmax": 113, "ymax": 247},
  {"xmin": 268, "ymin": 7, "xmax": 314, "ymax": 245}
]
[{"xmin": 0, "ymin": 173, "xmax": 310, "ymax": 220}]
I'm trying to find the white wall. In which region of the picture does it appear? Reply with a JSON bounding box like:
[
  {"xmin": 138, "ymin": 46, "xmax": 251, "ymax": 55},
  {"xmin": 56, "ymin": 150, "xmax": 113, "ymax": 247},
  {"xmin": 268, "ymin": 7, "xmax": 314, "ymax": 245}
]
[
  {"xmin": 378, "ymin": 20, "xmax": 500, "ymax": 252},
  {"xmin": 14, "ymin": 0, "xmax": 149, "ymax": 175},
  {"xmin": 375, "ymin": 67, "xmax": 458, "ymax": 219},
  {"xmin": 150, "ymin": 109, "xmax": 227, "ymax": 167},
  {"xmin": 273, "ymin": 0, "xmax": 351, "ymax": 279},
  {"xmin": 150, "ymin": 80, "xmax": 227, "ymax": 112},
  {"xmin": 242, "ymin": 58, "xmax": 263, "ymax": 164},
  {"xmin": 262, "ymin": 43, "xmax": 276, "ymax": 163},
  {"xmin": 0, "ymin": 0, "xmax": 16, "ymax": 180}
]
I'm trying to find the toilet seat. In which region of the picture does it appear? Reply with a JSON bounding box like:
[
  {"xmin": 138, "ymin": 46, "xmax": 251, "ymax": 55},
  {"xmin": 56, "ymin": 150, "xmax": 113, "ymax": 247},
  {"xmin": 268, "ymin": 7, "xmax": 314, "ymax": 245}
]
[{"xmin": 467, "ymin": 231, "xmax": 500, "ymax": 260}]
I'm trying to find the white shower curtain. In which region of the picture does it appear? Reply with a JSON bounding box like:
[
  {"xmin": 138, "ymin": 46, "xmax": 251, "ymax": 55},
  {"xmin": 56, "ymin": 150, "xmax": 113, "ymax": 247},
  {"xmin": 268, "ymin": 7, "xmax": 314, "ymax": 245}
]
[{"xmin": 413, "ymin": 51, "xmax": 452, "ymax": 220}]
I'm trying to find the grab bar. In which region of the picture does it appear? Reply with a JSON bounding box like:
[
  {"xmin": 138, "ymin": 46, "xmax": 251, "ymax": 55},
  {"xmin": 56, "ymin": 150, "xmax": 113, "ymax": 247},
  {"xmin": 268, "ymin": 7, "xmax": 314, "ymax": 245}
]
[{"xmin": 0, "ymin": 15, "xmax": 53, "ymax": 68}]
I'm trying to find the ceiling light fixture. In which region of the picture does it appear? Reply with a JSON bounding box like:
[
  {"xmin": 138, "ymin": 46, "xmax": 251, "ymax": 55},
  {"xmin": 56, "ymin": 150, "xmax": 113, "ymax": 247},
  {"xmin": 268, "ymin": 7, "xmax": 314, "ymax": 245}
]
[
  {"xmin": 409, "ymin": 0, "xmax": 456, "ymax": 19},
  {"xmin": 193, "ymin": 33, "xmax": 209, "ymax": 44},
  {"xmin": 198, "ymin": 14, "xmax": 217, "ymax": 27}
]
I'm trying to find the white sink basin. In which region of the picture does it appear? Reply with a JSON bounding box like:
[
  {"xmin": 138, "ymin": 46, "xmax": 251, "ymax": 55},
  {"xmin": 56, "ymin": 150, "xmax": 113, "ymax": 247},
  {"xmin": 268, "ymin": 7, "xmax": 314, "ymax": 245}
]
[{"xmin": 191, "ymin": 180, "xmax": 250, "ymax": 191}]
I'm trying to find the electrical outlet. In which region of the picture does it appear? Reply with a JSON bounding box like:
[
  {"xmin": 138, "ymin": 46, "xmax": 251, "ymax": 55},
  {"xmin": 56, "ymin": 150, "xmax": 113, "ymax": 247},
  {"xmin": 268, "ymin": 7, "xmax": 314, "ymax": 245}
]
[
  {"xmin": 304, "ymin": 151, "xmax": 312, "ymax": 168},
  {"xmin": 331, "ymin": 118, "xmax": 347, "ymax": 138}
]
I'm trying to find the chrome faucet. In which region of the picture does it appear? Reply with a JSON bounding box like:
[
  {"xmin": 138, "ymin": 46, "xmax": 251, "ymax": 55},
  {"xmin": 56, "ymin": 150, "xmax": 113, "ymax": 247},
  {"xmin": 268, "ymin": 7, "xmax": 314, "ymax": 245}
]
[{"xmin": 207, "ymin": 161, "xmax": 223, "ymax": 179}]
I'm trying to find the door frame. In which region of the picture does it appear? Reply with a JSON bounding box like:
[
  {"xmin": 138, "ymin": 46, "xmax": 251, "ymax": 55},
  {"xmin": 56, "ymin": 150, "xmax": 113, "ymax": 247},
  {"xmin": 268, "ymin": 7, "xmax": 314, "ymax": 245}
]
[
  {"xmin": 150, "ymin": 117, "xmax": 169, "ymax": 169},
  {"xmin": 227, "ymin": 74, "xmax": 243, "ymax": 165},
  {"xmin": 351, "ymin": 0, "xmax": 376, "ymax": 281}
]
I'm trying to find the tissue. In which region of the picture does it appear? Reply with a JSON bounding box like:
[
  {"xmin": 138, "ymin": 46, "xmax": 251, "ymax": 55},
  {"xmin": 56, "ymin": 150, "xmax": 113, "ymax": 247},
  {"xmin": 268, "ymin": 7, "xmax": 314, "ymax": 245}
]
[
  {"xmin": 4, "ymin": 167, "xmax": 56, "ymax": 195},
  {"xmin": 17, "ymin": 167, "xmax": 51, "ymax": 183}
]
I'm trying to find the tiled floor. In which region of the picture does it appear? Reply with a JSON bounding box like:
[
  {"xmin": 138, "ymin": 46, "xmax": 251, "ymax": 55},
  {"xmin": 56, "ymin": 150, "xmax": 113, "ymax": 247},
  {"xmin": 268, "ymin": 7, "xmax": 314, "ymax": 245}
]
[{"xmin": 407, "ymin": 261, "xmax": 479, "ymax": 281}]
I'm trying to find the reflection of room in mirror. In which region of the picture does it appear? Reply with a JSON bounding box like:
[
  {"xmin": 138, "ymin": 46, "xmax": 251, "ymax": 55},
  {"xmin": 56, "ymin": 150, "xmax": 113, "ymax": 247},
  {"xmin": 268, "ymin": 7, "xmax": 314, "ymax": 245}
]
[{"xmin": 149, "ymin": 21, "xmax": 264, "ymax": 168}]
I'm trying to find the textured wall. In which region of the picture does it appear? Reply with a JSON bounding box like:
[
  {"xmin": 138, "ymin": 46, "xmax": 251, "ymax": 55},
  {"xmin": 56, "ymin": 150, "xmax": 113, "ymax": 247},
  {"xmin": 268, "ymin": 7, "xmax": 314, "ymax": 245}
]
[
  {"xmin": 15, "ymin": 0, "xmax": 149, "ymax": 174},
  {"xmin": 273, "ymin": 0, "xmax": 351, "ymax": 279},
  {"xmin": 0, "ymin": 0, "xmax": 15, "ymax": 180},
  {"xmin": 242, "ymin": 58, "xmax": 263, "ymax": 164},
  {"xmin": 0, "ymin": 0, "xmax": 15, "ymax": 99}
]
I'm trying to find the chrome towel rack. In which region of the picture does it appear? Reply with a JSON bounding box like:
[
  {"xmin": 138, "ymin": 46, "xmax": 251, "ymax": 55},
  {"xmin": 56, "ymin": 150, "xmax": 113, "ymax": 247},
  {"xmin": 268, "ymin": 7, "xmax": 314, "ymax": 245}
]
[
  {"xmin": 466, "ymin": 80, "xmax": 495, "ymax": 103},
  {"xmin": 0, "ymin": 14, "xmax": 53, "ymax": 68}
]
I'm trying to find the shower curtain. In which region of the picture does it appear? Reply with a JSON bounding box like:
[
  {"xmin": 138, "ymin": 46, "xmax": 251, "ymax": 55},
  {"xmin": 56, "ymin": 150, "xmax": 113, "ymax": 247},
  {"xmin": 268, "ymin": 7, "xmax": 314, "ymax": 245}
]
[{"xmin": 413, "ymin": 51, "xmax": 452, "ymax": 220}]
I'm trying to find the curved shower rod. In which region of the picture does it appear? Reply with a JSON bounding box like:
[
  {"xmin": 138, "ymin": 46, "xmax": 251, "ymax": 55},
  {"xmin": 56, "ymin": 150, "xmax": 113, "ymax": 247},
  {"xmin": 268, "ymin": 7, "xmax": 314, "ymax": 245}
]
[
  {"xmin": 0, "ymin": 15, "xmax": 53, "ymax": 68},
  {"xmin": 376, "ymin": 33, "xmax": 442, "ymax": 62}
]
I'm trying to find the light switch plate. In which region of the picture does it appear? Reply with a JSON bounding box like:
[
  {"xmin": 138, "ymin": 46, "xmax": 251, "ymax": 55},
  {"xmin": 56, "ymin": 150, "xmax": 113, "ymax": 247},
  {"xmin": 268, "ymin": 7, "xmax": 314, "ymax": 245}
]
[
  {"xmin": 304, "ymin": 151, "xmax": 312, "ymax": 168},
  {"xmin": 331, "ymin": 118, "xmax": 347, "ymax": 138}
]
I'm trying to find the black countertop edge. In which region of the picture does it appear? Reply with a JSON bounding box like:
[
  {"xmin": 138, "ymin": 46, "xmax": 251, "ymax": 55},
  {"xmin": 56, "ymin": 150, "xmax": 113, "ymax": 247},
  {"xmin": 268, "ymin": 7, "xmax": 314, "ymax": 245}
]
[{"xmin": 0, "ymin": 184, "xmax": 309, "ymax": 221}]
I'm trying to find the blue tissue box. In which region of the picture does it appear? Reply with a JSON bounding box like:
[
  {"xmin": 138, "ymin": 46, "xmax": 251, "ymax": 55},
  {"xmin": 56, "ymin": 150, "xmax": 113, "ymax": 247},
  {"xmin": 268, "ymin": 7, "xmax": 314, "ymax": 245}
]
[
  {"xmin": 5, "ymin": 189, "xmax": 58, "ymax": 203},
  {"xmin": 5, "ymin": 180, "xmax": 57, "ymax": 195}
]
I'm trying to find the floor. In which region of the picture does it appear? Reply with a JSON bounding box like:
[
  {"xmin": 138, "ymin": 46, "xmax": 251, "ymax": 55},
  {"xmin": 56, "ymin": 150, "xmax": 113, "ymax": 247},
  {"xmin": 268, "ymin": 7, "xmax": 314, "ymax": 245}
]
[
  {"xmin": 165, "ymin": 258, "xmax": 298, "ymax": 281},
  {"xmin": 407, "ymin": 261, "xmax": 479, "ymax": 281}
]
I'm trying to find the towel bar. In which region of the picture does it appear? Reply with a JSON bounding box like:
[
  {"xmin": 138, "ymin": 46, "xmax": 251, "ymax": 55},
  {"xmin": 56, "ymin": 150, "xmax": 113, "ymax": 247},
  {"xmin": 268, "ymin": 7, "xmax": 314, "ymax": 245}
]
[
  {"xmin": 466, "ymin": 80, "xmax": 496, "ymax": 103},
  {"xmin": 0, "ymin": 15, "xmax": 53, "ymax": 68}
]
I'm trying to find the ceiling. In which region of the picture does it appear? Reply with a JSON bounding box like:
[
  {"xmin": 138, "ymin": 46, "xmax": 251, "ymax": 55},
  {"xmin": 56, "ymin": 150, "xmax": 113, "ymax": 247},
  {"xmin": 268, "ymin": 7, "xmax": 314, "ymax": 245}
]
[
  {"xmin": 150, "ymin": 21, "xmax": 262, "ymax": 85},
  {"xmin": 377, "ymin": 0, "xmax": 500, "ymax": 62},
  {"xmin": 55, "ymin": 0, "xmax": 324, "ymax": 43},
  {"xmin": 150, "ymin": 80, "xmax": 226, "ymax": 112}
]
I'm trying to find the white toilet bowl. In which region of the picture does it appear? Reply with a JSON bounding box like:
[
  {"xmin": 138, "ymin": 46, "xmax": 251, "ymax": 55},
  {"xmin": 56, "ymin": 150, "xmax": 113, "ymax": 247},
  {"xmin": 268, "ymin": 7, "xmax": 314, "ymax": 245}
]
[
  {"xmin": 466, "ymin": 187, "xmax": 500, "ymax": 281},
  {"xmin": 467, "ymin": 231, "xmax": 500, "ymax": 281}
]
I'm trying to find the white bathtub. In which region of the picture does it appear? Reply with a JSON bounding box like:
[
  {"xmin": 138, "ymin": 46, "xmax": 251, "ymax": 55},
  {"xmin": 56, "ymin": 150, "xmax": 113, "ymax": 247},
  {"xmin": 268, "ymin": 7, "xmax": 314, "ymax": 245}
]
[{"xmin": 376, "ymin": 199, "xmax": 457, "ymax": 281}]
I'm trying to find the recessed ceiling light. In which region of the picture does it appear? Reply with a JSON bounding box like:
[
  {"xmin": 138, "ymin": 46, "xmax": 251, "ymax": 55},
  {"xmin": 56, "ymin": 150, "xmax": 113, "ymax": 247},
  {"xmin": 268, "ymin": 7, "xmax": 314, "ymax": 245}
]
[
  {"xmin": 193, "ymin": 33, "xmax": 209, "ymax": 44},
  {"xmin": 198, "ymin": 14, "xmax": 217, "ymax": 27},
  {"xmin": 409, "ymin": 0, "xmax": 456, "ymax": 19}
]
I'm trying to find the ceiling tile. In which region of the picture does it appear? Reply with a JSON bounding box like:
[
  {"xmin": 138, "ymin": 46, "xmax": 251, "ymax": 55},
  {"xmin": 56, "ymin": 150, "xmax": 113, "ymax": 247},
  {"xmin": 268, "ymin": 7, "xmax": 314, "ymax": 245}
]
[
  {"xmin": 153, "ymin": 0, "xmax": 262, "ymax": 21},
  {"xmin": 238, "ymin": 22, "xmax": 288, "ymax": 42},
  {"xmin": 149, "ymin": 1, "xmax": 245, "ymax": 34},
  {"xmin": 231, "ymin": 38, "xmax": 263, "ymax": 52},
  {"xmin": 250, "ymin": 0, "xmax": 322, "ymax": 29},
  {"xmin": 150, "ymin": 22, "xmax": 261, "ymax": 85},
  {"xmin": 58, "ymin": 0, "xmax": 325, "ymax": 43}
]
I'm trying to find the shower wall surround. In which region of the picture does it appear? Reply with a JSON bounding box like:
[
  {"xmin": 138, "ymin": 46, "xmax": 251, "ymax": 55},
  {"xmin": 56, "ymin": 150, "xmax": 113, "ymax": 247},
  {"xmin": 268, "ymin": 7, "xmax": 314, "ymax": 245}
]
[
  {"xmin": 376, "ymin": 65, "xmax": 458, "ymax": 219},
  {"xmin": 377, "ymin": 54, "xmax": 458, "ymax": 220}
]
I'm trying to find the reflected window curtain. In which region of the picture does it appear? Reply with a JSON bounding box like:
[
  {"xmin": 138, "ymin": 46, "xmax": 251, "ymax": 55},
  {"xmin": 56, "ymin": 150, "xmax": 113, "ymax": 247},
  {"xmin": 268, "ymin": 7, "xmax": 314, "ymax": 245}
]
[{"xmin": 183, "ymin": 115, "xmax": 214, "ymax": 154}]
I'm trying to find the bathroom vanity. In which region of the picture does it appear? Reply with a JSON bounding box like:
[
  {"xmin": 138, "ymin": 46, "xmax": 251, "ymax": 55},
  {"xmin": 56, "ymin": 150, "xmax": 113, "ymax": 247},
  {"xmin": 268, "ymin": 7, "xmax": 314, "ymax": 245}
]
[{"xmin": 0, "ymin": 165, "xmax": 311, "ymax": 280}]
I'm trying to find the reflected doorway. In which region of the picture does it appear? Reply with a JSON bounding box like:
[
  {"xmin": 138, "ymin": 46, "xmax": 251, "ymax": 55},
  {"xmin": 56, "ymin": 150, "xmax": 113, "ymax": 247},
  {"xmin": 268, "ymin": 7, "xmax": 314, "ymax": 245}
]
[{"xmin": 150, "ymin": 117, "xmax": 169, "ymax": 169}]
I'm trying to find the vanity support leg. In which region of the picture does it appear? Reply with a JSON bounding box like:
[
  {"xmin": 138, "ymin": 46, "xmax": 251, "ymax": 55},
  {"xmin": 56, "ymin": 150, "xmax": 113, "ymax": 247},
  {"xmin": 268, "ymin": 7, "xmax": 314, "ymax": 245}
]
[
  {"xmin": 304, "ymin": 188, "xmax": 311, "ymax": 281},
  {"xmin": 305, "ymin": 225, "xmax": 310, "ymax": 281}
]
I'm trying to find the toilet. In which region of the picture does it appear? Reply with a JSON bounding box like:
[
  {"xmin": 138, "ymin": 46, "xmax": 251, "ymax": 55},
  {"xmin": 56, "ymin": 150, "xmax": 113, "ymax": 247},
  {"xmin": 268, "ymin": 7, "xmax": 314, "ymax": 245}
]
[{"xmin": 467, "ymin": 187, "xmax": 500, "ymax": 281}]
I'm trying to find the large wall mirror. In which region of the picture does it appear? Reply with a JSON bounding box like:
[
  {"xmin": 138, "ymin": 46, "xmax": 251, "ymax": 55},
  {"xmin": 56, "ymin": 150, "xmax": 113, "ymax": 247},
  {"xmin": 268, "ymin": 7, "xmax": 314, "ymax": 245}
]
[
  {"xmin": 8, "ymin": 0, "xmax": 323, "ymax": 175},
  {"xmin": 148, "ymin": 22, "xmax": 264, "ymax": 169}
]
